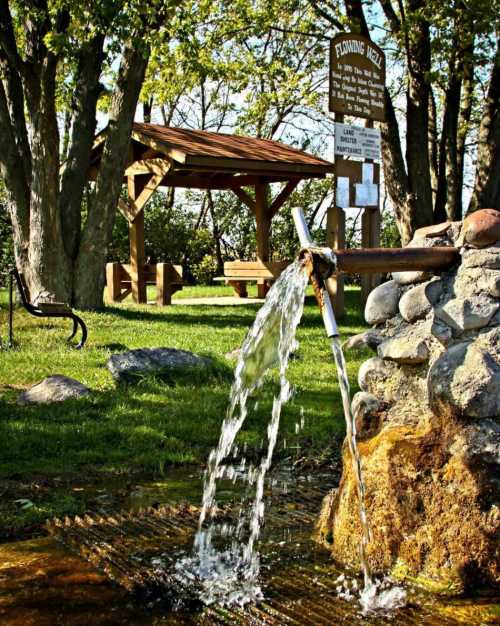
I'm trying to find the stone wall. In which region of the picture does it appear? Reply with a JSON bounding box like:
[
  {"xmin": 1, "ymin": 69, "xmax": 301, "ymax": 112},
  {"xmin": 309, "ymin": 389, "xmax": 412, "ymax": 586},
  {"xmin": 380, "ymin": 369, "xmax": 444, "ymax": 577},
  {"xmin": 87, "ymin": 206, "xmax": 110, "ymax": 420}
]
[{"xmin": 316, "ymin": 209, "xmax": 500, "ymax": 594}]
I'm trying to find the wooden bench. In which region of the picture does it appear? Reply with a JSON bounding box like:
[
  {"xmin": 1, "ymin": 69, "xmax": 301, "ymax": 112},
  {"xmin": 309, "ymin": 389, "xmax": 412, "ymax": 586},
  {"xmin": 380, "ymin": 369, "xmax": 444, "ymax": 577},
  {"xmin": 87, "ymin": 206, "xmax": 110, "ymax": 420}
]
[
  {"xmin": 214, "ymin": 260, "xmax": 290, "ymax": 298},
  {"xmin": 8, "ymin": 268, "xmax": 87, "ymax": 349},
  {"xmin": 106, "ymin": 262, "xmax": 184, "ymax": 306}
]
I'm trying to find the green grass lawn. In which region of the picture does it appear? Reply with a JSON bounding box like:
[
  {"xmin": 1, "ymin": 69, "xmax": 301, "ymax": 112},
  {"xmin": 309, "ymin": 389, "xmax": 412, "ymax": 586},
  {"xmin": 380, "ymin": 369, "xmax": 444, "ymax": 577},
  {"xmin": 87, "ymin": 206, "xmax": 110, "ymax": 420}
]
[{"xmin": 0, "ymin": 283, "xmax": 368, "ymax": 539}]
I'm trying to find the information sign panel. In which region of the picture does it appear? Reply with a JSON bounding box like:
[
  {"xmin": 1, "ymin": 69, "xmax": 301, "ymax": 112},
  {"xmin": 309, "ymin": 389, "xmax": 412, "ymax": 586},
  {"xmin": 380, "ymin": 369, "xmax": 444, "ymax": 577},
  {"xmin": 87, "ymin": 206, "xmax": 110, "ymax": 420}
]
[
  {"xmin": 334, "ymin": 122, "xmax": 381, "ymax": 160},
  {"xmin": 329, "ymin": 34, "xmax": 386, "ymax": 121}
]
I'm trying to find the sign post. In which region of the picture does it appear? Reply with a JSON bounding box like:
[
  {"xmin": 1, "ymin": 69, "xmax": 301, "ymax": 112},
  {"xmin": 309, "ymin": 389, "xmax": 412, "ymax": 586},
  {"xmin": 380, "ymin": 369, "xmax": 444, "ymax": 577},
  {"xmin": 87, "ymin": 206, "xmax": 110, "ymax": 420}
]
[{"xmin": 327, "ymin": 33, "xmax": 386, "ymax": 315}]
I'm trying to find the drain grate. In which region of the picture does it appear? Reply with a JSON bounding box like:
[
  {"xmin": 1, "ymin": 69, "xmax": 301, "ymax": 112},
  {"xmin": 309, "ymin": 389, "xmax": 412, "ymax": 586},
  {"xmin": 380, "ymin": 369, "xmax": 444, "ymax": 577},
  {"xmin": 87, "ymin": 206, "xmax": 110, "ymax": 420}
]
[{"xmin": 46, "ymin": 481, "xmax": 495, "ymax": 625}]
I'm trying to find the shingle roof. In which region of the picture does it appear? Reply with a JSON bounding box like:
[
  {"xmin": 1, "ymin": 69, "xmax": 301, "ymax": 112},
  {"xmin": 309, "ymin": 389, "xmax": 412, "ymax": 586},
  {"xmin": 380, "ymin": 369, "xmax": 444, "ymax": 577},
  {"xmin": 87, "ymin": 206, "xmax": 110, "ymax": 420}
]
[{"xmin": 130, "ymin": 123, "xmax": 333, "ymax": 175}]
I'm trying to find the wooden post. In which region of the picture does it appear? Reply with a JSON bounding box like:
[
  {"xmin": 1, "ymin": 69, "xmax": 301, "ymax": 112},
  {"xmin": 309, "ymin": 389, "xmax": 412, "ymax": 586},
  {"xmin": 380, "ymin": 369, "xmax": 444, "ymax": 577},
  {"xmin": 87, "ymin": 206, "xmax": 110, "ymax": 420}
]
[
  {"xmin": 128, "ymin": 175, "xmax": 147, "ymax": 304},
  {"xmin": 326, "ymin": 205, "xmax": 346, "ymax": 316},
  {"xmin": 156, "ymin": 263, "xmax": 172, "ymax": 306},
  {"xmin": 360, "ymin": 117, "xmax": 381, "ymax": 305},
  {"xmin": 328, "ymin": 112, "xmax": 345, "ymax": 317},
  {"xmin": 106, "ymin": 262, "xmax": 122, "ymax": 303},
  {"xmin": 255, "ymin": 182, "xmax": 270, "ymax": 298}
]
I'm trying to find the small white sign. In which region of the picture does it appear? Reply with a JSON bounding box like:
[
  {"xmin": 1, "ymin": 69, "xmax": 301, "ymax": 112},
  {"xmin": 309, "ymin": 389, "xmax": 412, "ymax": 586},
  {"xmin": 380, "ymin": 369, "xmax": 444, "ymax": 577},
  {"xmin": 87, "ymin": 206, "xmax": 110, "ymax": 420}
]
[
  {"xmin": 336, "ymin": 176, "xmax": 350, "ymax": 208},
  {"xmin": 334, "ymin": 123, "xmax": 381, "ymax": 161}
]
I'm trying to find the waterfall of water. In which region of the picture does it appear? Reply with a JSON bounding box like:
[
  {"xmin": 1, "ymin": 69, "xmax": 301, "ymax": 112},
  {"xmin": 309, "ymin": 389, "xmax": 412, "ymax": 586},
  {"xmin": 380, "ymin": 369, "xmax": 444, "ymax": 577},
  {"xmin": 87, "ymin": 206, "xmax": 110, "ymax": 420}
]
[{"xmin": 176, "ymin": 260, "xmax": 309, "ymax": 606}]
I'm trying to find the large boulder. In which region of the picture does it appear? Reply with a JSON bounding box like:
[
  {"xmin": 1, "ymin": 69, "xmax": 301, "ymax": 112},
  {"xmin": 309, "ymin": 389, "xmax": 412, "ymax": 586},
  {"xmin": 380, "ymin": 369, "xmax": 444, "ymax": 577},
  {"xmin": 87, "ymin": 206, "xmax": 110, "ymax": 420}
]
[
  {"xmin": 107, "ymin": 348, "xmax": 211, "ymax": 383},
  {"xmin": 18, "ymin": 375, "xmax": 90, "ymax": 405},
  {"xmin": 364, "ymin": 280, "xmax": 400, "ymax": 325},
  {"xmin": 458, "ymin": 208, "xmax": 500, "ymax": 248}
]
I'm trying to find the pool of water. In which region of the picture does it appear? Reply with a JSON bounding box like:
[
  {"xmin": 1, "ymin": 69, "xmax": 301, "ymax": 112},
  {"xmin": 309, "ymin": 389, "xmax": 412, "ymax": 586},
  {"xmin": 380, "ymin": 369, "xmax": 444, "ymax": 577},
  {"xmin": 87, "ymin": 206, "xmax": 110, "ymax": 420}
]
[{"xmin": 0, "ymin": 468, "xmax": 498, "ymax": 626}]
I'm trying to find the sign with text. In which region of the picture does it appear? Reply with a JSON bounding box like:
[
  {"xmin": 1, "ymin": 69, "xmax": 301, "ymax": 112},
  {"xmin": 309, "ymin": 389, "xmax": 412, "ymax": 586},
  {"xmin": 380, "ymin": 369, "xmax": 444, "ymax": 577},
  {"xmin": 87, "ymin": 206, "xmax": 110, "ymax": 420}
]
[
  {"xmin": 329, "ymin": 34, "xmax": 386, "ymax": 121},
  {"xmin": 334, "ymin": 122, "xmax": 381, "ymax": 160}
]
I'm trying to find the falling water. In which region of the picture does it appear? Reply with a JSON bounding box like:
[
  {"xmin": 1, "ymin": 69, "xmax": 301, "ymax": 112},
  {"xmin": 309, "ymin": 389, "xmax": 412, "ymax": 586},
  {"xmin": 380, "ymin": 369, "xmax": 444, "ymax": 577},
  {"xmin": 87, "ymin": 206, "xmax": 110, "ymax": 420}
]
[
  {"xmin": 330, "ymin": 336, "xmax": 405, "ymax": 613},
  {"xmin": 176, "ymin": 259, "xmax": 310, "ymax": 606},
  {"xmin": 177, "ymin": 254, "xmax": 404, "ymax": 611}
]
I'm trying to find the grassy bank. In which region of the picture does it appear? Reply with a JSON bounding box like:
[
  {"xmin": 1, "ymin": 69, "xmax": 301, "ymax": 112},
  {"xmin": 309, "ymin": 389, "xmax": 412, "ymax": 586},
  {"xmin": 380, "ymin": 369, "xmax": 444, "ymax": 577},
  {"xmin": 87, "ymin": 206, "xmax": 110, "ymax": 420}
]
[{"xmin": 0, "ymin": 284, "xmax": 368, "ymax": 539}]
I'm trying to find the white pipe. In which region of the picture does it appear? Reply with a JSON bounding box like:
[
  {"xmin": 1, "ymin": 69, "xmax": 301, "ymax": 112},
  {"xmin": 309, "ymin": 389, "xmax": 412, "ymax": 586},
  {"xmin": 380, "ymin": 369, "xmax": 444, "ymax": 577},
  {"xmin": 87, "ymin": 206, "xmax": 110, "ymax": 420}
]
[
  {"xmin": 291, "ymin": 207, "xmax": 339, "ymax": 338},
  {"xmin": 291, "ymin": 206, "xmax": 315, "ymax": 248}
]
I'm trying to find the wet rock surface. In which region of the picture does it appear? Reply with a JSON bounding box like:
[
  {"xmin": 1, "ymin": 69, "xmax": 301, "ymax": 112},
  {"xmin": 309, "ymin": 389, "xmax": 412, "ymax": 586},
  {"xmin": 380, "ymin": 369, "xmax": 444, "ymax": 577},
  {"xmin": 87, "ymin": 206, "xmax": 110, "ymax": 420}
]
[
  {"xmin": 317, "ymin": 223, "xmax": 500, "ymax": 594},
  {"xmin": 18, "ymin": 375, "xmax": 90, "ymax": 404},
  {"xmin": 107, "ymin": 348, "xmax": 211, "ymax": 383}
]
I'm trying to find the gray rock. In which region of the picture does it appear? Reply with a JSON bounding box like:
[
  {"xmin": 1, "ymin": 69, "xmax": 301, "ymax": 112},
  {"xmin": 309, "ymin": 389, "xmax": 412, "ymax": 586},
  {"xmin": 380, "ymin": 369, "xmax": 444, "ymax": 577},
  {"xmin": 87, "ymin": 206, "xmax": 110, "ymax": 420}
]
[
  {"xmin": 428, "ymin": 329, "xmax": 500, "ymax": 418},
  {"xmin": 430, "ymin": 319, "xmax": 453, "ymax": 345},
  {"xmin": 343, "ymin": 330, "xmax": 382, "ymax": 352},
  {"xmin": 351, "ymin": 392, "xmax": 380, "ymax": 437},
  {"xmin": 107, "ymin": 347, "xmax": 211, "ymax": 383},
  {"xmin": 435, "ymin": 296, "xmax": 499, "ymax": 333},
  {"xmin": 378, "ymin": 335, "xmax": 429, "ymax": 364},
  {"xmin": 399, "ymin": 279, "xmax": 443, "ymax": 323},
  {"xmin": 364, "ymin": 280, "xmax": 401, "ymax": 325},
  {"xmin": 392, "ymin": 270, "xmax": 431, "ymax": 286},
  {"xmin": 461, "ymin": 245, "xmax": 500, "ymax": 270},
  {"xmin": 454, "ymin": 419, "xmax": 500, "ymax": 466},
  {"xmin": 454, "ymin": 267, "xmax": 500, "ymax": 299},
  {"xmin": 351, "ymin": 391, "xmax": 379, "ymax": 419},
  {"xmin": 358, "ymin": 357, "xmax": 396, "ymax": 392},
  {"xmin": 18, "ymin": 375, "xmax": 90, "ymax": 405}
]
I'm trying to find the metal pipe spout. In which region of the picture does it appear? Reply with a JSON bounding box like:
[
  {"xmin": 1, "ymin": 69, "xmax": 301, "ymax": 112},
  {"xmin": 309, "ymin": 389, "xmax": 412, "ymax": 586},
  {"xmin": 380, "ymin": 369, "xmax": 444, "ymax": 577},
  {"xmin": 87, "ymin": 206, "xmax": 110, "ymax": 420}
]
[{"xmin": 291, "ymin": 207, "xmax": 339, "ymax": 338}]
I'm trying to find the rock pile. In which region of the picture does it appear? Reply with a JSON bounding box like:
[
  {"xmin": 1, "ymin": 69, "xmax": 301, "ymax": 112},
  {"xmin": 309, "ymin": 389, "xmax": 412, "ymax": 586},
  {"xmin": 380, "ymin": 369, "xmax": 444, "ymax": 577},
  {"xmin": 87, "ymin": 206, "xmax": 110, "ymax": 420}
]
[{"xmin": 317, "ymin": 209, "xmax": 500, "ymax": 594}]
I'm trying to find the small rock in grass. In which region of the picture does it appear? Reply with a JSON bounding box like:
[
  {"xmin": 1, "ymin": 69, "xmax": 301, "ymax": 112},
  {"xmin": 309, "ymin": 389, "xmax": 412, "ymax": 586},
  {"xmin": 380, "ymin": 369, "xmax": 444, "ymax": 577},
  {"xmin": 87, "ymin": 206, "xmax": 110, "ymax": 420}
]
[
  {"xmin": 107, "ymin": 347, "xmax": 211, "ymax": 383},
  {"xmin": 18, "ymin": 375, "xmax": 90, "ymax": 405}
]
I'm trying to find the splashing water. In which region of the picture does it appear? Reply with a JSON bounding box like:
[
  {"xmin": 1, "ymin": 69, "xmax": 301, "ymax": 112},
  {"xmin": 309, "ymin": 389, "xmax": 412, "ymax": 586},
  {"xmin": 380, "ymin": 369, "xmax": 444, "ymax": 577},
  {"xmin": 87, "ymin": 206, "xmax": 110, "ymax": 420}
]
[
  {"xmin": 177, "ymin": 257, "xmax": 405, "ymax": 612},
  {"xmin": 176, "ymin": 260, "xmax": 309, "ymax": 606}
]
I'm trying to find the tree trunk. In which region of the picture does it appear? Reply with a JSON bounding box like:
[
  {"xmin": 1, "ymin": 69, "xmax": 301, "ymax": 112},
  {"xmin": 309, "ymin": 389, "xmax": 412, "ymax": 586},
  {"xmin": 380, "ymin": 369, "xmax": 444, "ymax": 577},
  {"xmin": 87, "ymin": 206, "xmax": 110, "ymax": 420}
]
[
  {"xmin": 428, "ymin": 89, "xmax": 439, "ymax": 206},
  {"xmin": 468, "ymin": 36, "xmax": 500, "ymax": 212},
  {"xmin": 59, "ymin": 34, "xmax": 105, "ymax": 267},
  {"xmin": 380, "ymin": 88, "xmax": 413, "ymax": 244},
  {"xmin": 73, "ymin": 43, "xmax": 150, "ymax": 309},
  {"xmin": 456, "ymin": 41, "xmax": 474, "ymax": 217},
  {"xmin": 405, "ymin": 0, "xmax": 433, "ymax": 228}
]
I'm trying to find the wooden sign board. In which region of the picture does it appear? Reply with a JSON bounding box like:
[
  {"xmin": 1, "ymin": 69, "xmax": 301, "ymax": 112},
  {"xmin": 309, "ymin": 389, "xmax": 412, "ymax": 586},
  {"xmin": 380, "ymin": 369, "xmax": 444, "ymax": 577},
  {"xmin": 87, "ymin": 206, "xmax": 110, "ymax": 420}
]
[{"xmin": 329, "ymin": 34, "xmax": 386, "ymax": 122}]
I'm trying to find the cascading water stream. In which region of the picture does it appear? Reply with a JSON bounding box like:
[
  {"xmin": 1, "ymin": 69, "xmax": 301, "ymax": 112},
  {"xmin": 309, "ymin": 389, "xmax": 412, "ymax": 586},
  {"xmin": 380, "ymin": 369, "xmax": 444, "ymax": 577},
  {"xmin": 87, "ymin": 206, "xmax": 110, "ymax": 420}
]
[
  {"xmin": 178, "ymin": 243, "xmax": 405, "ymax": 611},
  {"xmin": 330, "ymin": 336, "xmax": 372, "ymax": 589},
  {"xmin": 177, "ymin": 260, "xmax": 309, "ymax": 606}
]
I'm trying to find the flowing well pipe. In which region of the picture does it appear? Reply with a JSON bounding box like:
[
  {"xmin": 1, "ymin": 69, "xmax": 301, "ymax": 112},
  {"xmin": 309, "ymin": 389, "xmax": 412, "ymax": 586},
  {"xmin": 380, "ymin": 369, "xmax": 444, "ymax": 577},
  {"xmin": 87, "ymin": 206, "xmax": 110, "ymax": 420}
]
[{"xmin": 291, "ymin": 207, "xmax": 461, "ymax": 337}]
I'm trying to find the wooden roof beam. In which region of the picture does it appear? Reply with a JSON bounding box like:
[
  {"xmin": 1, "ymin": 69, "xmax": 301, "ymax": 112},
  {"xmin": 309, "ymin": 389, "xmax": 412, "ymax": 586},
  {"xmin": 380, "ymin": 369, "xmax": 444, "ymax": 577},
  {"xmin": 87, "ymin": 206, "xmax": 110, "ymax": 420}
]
[
  {"xmin": 118, "ymin": 166, "xmax": 171, "ymax": 222},
  {"xmin": 232, "ymin": 187, "xmax": 256, "ymax": 212},
  {"xmin": 268, "ymin": 179, "xmax": 300, "ymax": 218}
]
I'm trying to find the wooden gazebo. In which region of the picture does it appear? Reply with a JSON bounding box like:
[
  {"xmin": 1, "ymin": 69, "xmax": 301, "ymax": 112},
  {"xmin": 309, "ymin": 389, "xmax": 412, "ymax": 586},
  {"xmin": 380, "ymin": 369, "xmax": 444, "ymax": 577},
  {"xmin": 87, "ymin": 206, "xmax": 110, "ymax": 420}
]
[{"xmin": 88, "ymin": 123, "xmax": 334, "ymax": 304}]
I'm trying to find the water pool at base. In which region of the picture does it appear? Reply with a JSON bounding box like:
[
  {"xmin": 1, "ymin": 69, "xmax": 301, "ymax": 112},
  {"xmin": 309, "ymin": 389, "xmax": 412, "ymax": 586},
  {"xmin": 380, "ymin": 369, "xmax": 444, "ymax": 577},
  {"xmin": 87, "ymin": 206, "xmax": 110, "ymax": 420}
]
[{"xmin": 0, "ymin": 469, "xmax": 498, "ymax": 626}]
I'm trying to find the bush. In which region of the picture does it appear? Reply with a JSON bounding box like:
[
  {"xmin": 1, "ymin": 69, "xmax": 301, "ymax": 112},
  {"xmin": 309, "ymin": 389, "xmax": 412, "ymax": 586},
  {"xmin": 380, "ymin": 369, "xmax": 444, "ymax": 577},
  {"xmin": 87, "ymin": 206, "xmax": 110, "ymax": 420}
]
[{"xmin": 191, "ymin": 254, "xmax": 218, "ymax": 284}]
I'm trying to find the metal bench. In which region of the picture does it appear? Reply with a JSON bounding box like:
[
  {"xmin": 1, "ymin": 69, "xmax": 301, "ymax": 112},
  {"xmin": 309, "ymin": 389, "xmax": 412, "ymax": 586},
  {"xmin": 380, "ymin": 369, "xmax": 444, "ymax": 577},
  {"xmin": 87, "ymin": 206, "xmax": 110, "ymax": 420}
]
[
  {"xmin": 7, "ymin": 268, "xmax": 87, "ymax": 349},
  {"xmin": 214, "ymin": 260, "xmax": 289, "ymax": 298}
]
